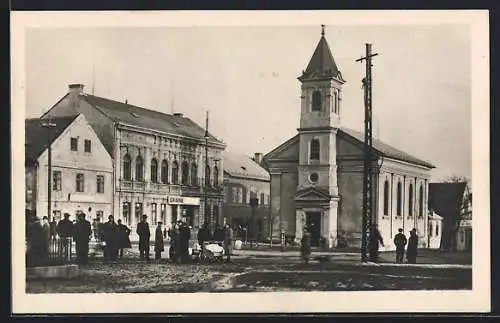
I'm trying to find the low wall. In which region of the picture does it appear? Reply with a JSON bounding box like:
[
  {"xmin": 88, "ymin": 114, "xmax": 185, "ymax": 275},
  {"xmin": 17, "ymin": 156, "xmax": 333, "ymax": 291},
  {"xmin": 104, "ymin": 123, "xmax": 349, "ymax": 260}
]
[{"xmin": 26, "ymin": 264, "xmax": 79, "ymax": 280}]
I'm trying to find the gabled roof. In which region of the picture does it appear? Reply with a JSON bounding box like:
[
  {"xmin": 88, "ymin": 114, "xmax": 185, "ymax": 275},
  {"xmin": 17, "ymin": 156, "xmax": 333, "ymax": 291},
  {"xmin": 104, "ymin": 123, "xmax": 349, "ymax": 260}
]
[
  {"xmin": 428, "ymin": 182, "xmax": 467, "ymax": 220},
  {"xmin": 295, "ymin": 186, "xmax": 331, "ymax": 200},
  {"xmin": 339, "ymin": 128, "xmax": 435, "ymax": 168},
  {"xmin": 263, "ymin": 127, "xmax": 435, "ymax": 169},
  {"xmin": 299, "ymin": 35, "xmax": 344, "ymax": 82},
  {"xmin": 81, "ymin": 94, "xmax": 224, "ymax": 145},
  {"xmin": 25, "ymin": 115, "xmax": 79, "ymax": 166},
  {"xmin": 223, "ymin": 150, "xmax": 270, "ymax": 181}
]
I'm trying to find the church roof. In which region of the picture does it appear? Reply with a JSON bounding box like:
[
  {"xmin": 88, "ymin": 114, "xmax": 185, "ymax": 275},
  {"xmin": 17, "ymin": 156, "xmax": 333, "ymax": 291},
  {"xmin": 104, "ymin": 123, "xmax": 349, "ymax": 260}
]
[
  {"xmin": 263, "ymin": 127, "xmax": 435, "ymax": 169},
  {"xmin": 299, "ymin": 32, "xmax": 344, "ymax": 82},
  {"xmin": 223, "ymin": 150, "xmax": 270, "ymax": 181},
  {"xmin": 25, "ymin": 114, "xmax": 79, "ymax": 166},
  {"xmin": 81, "ymin": 94, "xmax": 224, "ymax": 145},
  {"xmin": 339, "ymin": 128, "xmax": 435, "ymax": 168}
]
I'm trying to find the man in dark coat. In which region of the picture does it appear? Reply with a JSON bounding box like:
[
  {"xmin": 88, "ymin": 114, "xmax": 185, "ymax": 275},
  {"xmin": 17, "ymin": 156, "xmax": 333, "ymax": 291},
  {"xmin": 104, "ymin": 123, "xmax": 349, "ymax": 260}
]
[
  {"xmin": 136, "ymin": 214, "xmax": 151, "ymax": 261},
  {"xmin": 116, "ymin": 219, "xmax": 131, "ymax": 258},
  {"xmin": 213, "ymin": 225, "xmax": 224, "ymax": 242},
  {"xmin": 407, "ymin": 228, "xmax": 419, "ymax": 264},
  {"xmin": 73, "ymin": 212, "xmax": 92, "ymax": 264},
  {"xmin": 101, "ymin": 215, "xmax": 119, "ymax": 261},
  {"xmin": 197, "ymin": 222, "xmax": 212, "ymax": 246},
  {"xmin": 223, "ymin": 223, "xmax": 233, "ymax": 263},
  {"xmin": 56, "ymin": 213, "xmax": 74, "ymax": 261},
  {"xmin": 393, "ymin": 228, "xmax": 407, "ymax": 263},
  {"xmin": 300, "ymin": 227, "xmax": 312, "ymax": 264},
  {"xmin": 155, "ymin": 222, "xmax": 165, "ymax": 260},
  {"xmin": 27, "ymin": 216, "xmax": 48, "ymax": 266},
  {"xmin": 178, "ymin": 221, "xmax": 191, "ymax": 263},
  {"xmin": 368, "ymin": 224, "xmax": 384, "ymax": 263},
  {"xmin": 41, "ymin": 216, "xmax": 51, "ymax": 253},
  {"xmin": 49, "ymin": 217, "xmax": 57, "ymax": 240}
]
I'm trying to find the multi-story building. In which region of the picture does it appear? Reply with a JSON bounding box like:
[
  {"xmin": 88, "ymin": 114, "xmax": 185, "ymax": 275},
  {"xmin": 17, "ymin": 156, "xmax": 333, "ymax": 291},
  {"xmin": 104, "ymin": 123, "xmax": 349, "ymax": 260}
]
[
  {"xmin": 262, "ymin": 27, "xmax": 435, "ymax": 250},
  {"xmin": 40, "ymin": 84, "xmax": 225, "ymax": 238},
  {"xmin": 222, "ymin": 151, "xmax": 270, "ymax": 241},
  {"xmin": 25, "ymin": 113, "xmax": 113, "ymax": 222}
]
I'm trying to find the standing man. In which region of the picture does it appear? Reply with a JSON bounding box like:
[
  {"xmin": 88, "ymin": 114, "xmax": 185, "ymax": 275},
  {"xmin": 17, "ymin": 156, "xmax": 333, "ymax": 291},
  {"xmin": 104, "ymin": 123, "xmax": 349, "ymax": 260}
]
[
  {"xmin": 41, "ymin": 216, "xmax": 51, "ymax": 253},
  {"xmin": 368, "ymin": 223, "xmax": 384, "ymax": 263},
  {"xmin": 73, "ymin": 212, "xmax": 92, "ymax": 264},
  {"xmin": 154, "ymin": 222, "xmax": 165, "ymax": 261},
  {"xmin": 393, "ymin": 228, "xmax": 407, "ymax": 263},
  {"xmin": 136, "ymin": 214, "xmax": 151, "ymax": 262},
  {"xmin": 27, "ymin": 216, "xmax": 46, "ymax": 266},
  {"xmin": 407, "ymin": 228, "xmax": 419, "ymax": 264},
  {"xmin": 102, "ymin": 215, "xmax": 119, "ymax": 261},
  {"xmin": 223, "ymin": 223, "xmax": 233, "ymax": 263},
  {"xmin": 116, "ymin": 219, "xmax": 131, "ymax": 259},
  {"xmin": 179, "ymin": 220, "xmax": 191, "ymax": 263},
  {"xmin": 300, "ymin": 227, "xmax": 312, "ymax": 264},
  {"xmin": 49, "ymin": 217, "xmax": 57, "ymax": 240},
  {"xmin": 56, "ymin": 213, "xmax": 74, "ymax": 262}
]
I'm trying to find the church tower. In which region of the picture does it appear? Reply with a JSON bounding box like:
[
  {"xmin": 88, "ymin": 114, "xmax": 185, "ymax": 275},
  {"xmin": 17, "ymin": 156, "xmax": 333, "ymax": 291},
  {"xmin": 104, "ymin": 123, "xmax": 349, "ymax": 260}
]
[{"xmin": 294, "ymin": 25, "xmax": 345, "ymax": 248}]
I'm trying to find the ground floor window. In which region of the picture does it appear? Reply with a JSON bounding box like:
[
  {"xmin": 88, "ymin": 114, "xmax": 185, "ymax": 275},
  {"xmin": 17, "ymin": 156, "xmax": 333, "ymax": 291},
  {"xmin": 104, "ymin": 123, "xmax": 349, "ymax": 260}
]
[
  {"xmin": 161, "ymin": 204, "xmax": 166, "ymax": 224},
  {"xmin": 135, "ymin": 202, "xmax": 143, "ymax": 224},
  {"xmin": 96, "ymin": 210, "xmax": 104, "ymax": 222},
  {"xmin": 123, "ymin": 202, "xmax": 131, "ymax": 225},
  {"xmin": 52, "ymin": 210, "xmax": 62, "ymax": 222},
  {"xmin": 172, "ymin": 205, "xmax": 178, "ymax": 223}
]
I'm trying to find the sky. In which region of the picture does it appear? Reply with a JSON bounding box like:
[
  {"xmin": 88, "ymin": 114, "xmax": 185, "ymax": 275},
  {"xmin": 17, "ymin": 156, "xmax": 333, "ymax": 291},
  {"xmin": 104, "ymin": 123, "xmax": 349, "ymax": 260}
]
[{"xmin": 24, "ymin": 25, "xmax": 471, "ymax": 182}]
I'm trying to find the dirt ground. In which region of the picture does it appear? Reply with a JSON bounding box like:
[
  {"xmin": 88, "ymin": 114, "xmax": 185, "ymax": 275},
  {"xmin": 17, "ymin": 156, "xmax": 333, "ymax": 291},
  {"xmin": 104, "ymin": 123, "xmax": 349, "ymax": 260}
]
[{"xmin": 26, "ymin": 256, "xmax": 472, "ymax": 293}]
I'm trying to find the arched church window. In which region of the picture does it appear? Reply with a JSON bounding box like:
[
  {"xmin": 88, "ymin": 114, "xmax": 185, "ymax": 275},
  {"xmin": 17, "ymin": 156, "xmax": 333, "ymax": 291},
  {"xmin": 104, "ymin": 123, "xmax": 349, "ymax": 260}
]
[
  {"xmin": 383, "ymin": 180, "xmax": 389, "ymax": 216},
  {"xmin": 213, "ymin": 166, "xmax": 219, "ymax": 187},
  {"xmin": 205, "ymin": 165, "xmax": 211, "ymax": 187},
  {"xmin": 310, "ymin": 139, "xmax": 320, "ymax": 161},
  {"xmin": 135, "ymin": 155, "xmax": 144, "ymax": 181},
  {"xmin": 123, "ymin": 154, "xmax": 131, "ymax": 180},
  {"xmin": 333, "ymin": 90, "xmax": 338, "ymax": 114},
  {"xmin": 419, "ymin": 185, "xmax": 424, "ymax": 217},
  {"xmin": 171, "ymin": 161, "xmax": 179, "ymax": 184},
  {"xmin": 191, "ymin": 163, "xmax": 198, "ymax": 186},
  {"xmin": 396, "ymin": 182, "xmax": 402, "ymax": 216},
  {"xmin": 312, "ymin": 90, "xmax": 322, "ymax": 111},
  {"xmin": 409, "ymin": 184, "xmax": 414, "ymax": 217}
]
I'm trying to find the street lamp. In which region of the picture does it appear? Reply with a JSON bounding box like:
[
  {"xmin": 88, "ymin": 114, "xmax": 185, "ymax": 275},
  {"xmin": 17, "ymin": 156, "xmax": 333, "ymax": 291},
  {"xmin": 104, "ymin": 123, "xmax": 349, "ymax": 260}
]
[
  {"xmin": 204, "ymin": 111, "xmax": 210, "ymax": 232},
  {"xmin": 41, "ymin": 121, "xmax": 57, "ymax": 221}
]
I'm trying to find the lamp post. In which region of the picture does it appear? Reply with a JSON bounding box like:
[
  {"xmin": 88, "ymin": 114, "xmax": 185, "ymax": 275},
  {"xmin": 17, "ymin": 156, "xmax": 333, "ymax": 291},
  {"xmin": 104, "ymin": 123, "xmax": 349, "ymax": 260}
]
[
  {"xmin": 204, "ymin": 111, "xmax": 210, "ymax": 232},
  {"xmin": 41, "ymin": 121, "xmax": 57, "ymax": 221},
  {"xmin": 213, "ymin": 157, "xmax": 220, "ymax": 228}
]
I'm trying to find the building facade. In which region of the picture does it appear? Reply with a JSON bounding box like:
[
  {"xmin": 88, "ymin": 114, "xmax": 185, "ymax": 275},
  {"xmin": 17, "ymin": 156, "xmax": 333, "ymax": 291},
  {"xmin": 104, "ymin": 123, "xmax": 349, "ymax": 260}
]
[
  {"xmin": 40, "ymin": 84, "xmax": 225, "ymax": 238},
  {"xmin": 25, "ymin": 114, "xmax": 113, "ymax": 222},
  {"xmin": 427, "ymin": 210, "xmax": 443, "ymax": 250},
  {"xmin": 222, "ymin": 152, "xmax": 270, "ymax": 241},
  {"xmin": 262, "ymin": 28, "xmax": 435, "ymax": 250}
]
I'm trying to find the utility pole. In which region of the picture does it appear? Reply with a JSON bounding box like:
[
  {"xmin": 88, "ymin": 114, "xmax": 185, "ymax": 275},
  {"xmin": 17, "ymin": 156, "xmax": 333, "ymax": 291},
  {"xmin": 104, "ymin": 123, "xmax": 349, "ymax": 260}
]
[
  {"xmin": 356, "ymin": 43, "xmax": 378, "ymax": 262},
  {"xmin": 204, "ymin": 111, "xmax": 211, "ymax": 233},
  {"xmin": 41, "ymin": 120, "xmax": 57, "ymax": 220}
]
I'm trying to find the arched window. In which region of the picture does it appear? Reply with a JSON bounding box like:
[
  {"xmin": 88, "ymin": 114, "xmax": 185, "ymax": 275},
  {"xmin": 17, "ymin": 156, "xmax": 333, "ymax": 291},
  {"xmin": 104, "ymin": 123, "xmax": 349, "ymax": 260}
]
[
  {"xmin": 205, "ymin": 165, "xmax": 211, "ymax": 187},
  {"xmin": 123, "ymin": 154, "xmax": 131, "ymax": 180},
  {"xmin": 161, "ymin": 160, "xmax": 168, "ymax": 184},
  {"xmin": 191, "ymin": 163, "xmax": 198, "ymax": 186},
  {"xmin": 312, "ymin": 90, "xmax": 322, "ymax": 111},
  {"xmin": 419, "ymin": 185, "xmax": 424, "ymax": 217},
  {"xmin": 135, "ymin": 156, "xmax": 144, "ymax": 181},
  {"xmin": 408, "ymin": 184, "xmax": 414, "ymax": 217},
  {"xmin": 213, "ymin": 166, "xmax": 219, "ymax": 187},
  {"xmin": 310, "ymin": 139, "xmax": 320, "ymax": 161},
  {"xmin": 181, "ymin": 161, "xmax": 189, "ymax": 185},
  {"xmin": 150, "ymin": 158, "xmax": 158, "ymax": 183},
  {"xmin": 171, "ymin": 161, "xmax": 179, "ymax": 184},
  {"xmin": 383, "ymin": 180, "xmax": 389, "ymax": 216},
  {"xmin": 396, "ymin": 182, "xmax": 402, "ymax": 216}
]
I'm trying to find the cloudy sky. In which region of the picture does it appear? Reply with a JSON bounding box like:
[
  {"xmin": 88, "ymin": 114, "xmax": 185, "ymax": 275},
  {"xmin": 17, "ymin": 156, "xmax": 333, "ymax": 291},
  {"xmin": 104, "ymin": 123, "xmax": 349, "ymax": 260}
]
[{"xmin": 24, "ymin": 24, "xmax": 471, "ymax": 181}]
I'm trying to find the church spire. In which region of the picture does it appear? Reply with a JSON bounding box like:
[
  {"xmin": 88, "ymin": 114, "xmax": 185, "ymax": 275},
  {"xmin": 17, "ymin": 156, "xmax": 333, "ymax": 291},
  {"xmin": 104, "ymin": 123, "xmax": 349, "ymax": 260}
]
[{"xmin": 298, "ymin": 25, "xmax": 344, "ymax": 83}]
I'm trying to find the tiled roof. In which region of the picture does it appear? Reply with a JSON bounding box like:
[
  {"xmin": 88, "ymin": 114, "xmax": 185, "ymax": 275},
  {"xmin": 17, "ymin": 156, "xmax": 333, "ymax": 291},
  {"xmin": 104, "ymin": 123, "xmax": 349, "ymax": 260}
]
[
  {"xmin": 223, "ymin": 150, "xmax": 270, "ymax": 181},
  {"xmin": 339, "ymin": 128, "xmax": 435, "ymax": 168},
  {"xmin": 25, "ymin": 115, "xmax": 79, "ymax": 165},
  {"xmin": 82, "ymin": 94, "xmax": 224, "ymax": 144}
]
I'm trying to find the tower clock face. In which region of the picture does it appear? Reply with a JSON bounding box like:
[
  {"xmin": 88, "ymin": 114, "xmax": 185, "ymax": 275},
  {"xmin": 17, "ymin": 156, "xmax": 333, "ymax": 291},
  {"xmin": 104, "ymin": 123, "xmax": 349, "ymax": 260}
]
[{"xmin": 309, "ymin": 172, "xmax": 319, "ymax": 183}]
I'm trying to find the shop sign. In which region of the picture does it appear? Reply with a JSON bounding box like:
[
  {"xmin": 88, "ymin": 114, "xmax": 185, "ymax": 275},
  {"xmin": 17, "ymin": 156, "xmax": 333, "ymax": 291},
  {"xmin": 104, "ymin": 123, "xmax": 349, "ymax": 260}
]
[{"xmin": 168, "ymin": 196, "xmax": 200, "ymax": 206}]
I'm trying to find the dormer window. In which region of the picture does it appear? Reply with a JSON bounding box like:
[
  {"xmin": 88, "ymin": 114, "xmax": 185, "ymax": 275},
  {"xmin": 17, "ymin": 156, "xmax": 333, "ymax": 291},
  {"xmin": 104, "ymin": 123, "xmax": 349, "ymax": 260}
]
[{"xmin": 311, "ymin": 90, "xmax": 322, "ymax": 111}]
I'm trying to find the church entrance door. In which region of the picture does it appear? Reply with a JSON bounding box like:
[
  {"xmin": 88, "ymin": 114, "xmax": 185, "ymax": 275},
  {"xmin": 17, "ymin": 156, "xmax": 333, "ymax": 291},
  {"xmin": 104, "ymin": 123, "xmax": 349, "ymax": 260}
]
[{"xmin": 306, "ymin": 212, "xmax": 321, "ymax": 247}]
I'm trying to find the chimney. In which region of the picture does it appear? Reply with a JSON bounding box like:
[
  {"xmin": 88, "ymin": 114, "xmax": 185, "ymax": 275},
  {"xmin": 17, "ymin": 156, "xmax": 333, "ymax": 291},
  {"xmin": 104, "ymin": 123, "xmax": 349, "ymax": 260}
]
[
  {"xmin": 253, "ymin": 152, "xmax": 263, "ymax": 165},
  {"xmin": 173, "ymin": 112, "xmax": 183, "ymax": 117},
  {"xmin": 68, "ymin": 83, "xmax": 84, "ymax": 95}
]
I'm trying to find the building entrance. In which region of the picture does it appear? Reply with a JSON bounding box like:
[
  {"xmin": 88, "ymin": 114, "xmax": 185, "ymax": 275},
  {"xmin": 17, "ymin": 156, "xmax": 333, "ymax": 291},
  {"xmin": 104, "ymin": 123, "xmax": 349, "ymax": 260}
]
[{"xmin": 306, "ymin": 212, "xmax": 321, "ymax": 247}]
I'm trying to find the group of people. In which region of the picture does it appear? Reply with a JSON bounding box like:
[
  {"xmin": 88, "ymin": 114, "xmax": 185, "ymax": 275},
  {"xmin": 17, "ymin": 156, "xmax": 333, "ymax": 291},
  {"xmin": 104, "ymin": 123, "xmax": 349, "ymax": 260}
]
[
  {"xmin": 197, "ymin": 222, "xmax": 234, "ymax": 262},
  {"xmin": 299, "ymin": 224, "xmax": 419, "ymax": 264}
]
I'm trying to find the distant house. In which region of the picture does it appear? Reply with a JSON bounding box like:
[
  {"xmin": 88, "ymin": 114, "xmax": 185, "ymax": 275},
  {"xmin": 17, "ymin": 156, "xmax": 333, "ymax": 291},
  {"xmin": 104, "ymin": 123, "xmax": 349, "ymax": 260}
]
[
  {"xmin": 25, "ymin": 114, "xmax": 113, "ymax": 222},
  {"xmin": 428, "ymin": 182, "xmax": 472, "ymax": 251},
  {"xmin": 427, "ymin": 210, "xmax": 443, "ymax": 249},
  {"xmin": 223, "ymin": 151, "xmax": 270, "ymax": 242}
]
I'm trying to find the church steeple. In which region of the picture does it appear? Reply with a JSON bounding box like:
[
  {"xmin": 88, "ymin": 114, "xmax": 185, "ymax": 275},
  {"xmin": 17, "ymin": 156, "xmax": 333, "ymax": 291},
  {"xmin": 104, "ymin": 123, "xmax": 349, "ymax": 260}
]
[{"xmin": 299, "ymin": 25, "xmax": 345, "ymax": 83}]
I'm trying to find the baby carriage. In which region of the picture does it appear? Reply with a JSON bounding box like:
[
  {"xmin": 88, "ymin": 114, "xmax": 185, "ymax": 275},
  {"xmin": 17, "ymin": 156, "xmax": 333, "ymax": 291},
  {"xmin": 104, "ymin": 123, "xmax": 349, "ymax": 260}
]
[{"xmin": 199, "ymin": 240, "xmax": 225, "ymax": 263}]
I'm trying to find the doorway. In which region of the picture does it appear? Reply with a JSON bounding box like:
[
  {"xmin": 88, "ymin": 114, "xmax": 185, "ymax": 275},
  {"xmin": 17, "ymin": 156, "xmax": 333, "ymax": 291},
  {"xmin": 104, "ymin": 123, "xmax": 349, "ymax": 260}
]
[{"xmin": 306, "ymin": 212, "xmax": 321, "ymax": 247}]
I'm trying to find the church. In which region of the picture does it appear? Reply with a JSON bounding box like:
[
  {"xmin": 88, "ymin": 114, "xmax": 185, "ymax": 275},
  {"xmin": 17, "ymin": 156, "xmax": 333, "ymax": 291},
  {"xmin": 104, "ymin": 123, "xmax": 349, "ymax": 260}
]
[{"xmin": 262, "ymin": 27, "xmax": 435, "ymax": 251}]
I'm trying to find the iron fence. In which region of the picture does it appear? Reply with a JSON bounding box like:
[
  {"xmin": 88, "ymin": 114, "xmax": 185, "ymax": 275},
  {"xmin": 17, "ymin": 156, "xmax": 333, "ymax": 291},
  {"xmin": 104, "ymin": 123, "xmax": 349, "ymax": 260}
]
[{"xmin": 26, "ymin": 237, "xmax": 74, "ymax": 267}]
